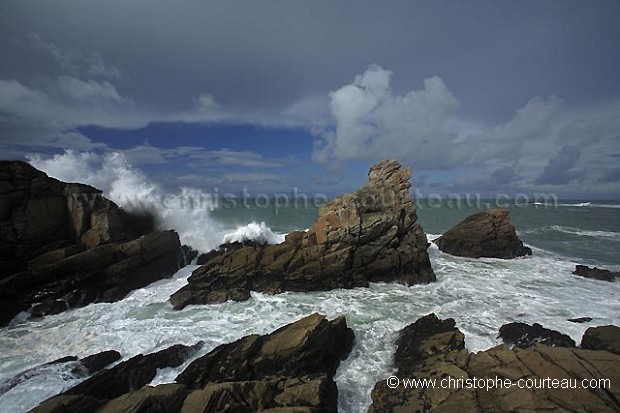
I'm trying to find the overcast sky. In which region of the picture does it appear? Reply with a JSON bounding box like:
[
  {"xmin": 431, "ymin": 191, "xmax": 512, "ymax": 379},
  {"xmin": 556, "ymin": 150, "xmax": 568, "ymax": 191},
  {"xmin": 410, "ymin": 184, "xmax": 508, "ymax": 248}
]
[{"xmin": 1, "ymin": 0, "xmax": 619, "ymax": 198}]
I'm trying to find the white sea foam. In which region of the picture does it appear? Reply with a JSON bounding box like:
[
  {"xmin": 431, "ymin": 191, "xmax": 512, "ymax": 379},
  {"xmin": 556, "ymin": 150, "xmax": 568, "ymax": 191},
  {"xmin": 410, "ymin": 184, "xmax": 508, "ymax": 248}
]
[
  {"xmin": 1, "ymin": 236, "xmax": 619, "ymax": 412},
  {"xmin": 26, "ymin": 150, "xmax": 284, "ymax": 252},
  {"xmin": 222, "ymin": 221, "xmax": 286, "ymax": 244},
  {"xmin": 525, "ymin": 225, "xmax": 620, "ymax": 240}
]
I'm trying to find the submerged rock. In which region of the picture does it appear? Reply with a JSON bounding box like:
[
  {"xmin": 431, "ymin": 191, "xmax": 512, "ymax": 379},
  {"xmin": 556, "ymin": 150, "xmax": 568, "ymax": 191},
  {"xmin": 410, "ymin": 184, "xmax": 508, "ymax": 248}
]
[
  {"xmin": 568, "ymin": 316, "xmax": 593, "ymax": 323},
  {"xmin": 29, "ymin": 314, "xmax": 354, "ymax": 413},
  {"xmin": 433, "ymin": 208, "xmax": 532, "ymax": 259},
  {"xmin": 170, "ymin": 160, "xmax": 435, "ymax": 309},
  {"xmin": 0, "ymin": 161, "xmax": 184, "ymax": 325},
  {"xmin": 369, "ymin": 314, "xmax": 620, "ymax": 412},
  {"xmin": 498, "ymin": 322, "xmax": 576, "ymax": 348},
  {"xmin": 573, "ymin": 265, "xmax": 619, "ymax": 282}
]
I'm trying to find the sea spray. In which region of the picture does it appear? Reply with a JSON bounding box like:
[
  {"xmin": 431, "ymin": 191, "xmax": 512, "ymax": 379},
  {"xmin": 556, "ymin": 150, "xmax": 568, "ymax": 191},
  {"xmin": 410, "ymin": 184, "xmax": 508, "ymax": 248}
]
[{"xmin": 27, "ymin": 150, "xmax": 284, "ymax": 252}]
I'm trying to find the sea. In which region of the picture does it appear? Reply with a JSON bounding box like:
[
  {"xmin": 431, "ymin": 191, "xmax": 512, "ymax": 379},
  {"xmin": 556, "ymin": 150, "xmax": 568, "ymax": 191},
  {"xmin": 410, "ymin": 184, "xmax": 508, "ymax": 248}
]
[{"xmin": 1, "ymin": 154, "xmax": 619, "ymax": 412}]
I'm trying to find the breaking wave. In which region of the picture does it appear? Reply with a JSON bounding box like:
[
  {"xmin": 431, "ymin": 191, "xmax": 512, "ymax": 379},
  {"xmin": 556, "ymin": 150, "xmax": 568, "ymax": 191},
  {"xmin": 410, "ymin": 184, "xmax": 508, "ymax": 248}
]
[{"xmin": 27, "ymin": 150, "xmax": 283, "ymax": 252}]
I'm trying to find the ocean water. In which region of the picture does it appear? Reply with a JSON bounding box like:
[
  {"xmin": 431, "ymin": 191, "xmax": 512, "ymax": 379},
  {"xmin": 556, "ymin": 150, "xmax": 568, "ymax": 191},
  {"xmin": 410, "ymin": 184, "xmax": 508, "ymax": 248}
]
[{"xmin": 2, "ymin": 154, "xmax": 619, "ymax": 412}]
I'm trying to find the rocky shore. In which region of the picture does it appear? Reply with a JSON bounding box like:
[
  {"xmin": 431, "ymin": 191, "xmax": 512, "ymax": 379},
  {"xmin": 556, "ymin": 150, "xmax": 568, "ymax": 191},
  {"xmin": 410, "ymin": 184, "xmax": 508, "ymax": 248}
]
[
  {"xmin": 170, "ymin": 160, "xmax": 435, "ymax": 309},
  {"xmin": 0, "ymin": 161, "xmax": 185, "ymax": 325},
  {"xmin": 369, "ymin": 314, "xmax": 620, "ymax": 412},
  {"xmin": 27, "ymin": 313, "xmax": 354, "ymax": 413}
]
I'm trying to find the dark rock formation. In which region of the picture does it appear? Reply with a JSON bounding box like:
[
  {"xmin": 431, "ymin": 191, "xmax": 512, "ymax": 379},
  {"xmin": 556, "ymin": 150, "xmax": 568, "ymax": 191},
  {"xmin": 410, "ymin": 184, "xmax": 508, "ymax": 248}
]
[
  {"xmin": 433, "ymin": 208, "xmax": 532, "ymax": 259},
  {"xmin": 369, "ymin": 314, "xmax": 620, "ymax": 413},
  {"xmin": 573, "ymin": 265, "xmax": 619, "ymax": 282},
  {"xmin": 175, "ymin": 313, "xmax": 354, "ymax": 412},
  {"xmin": 498, "ymin": 322, "xmax": 576, "ymax": 348},
  {"xmin": 29, "ymin": 342, "xmax": 203, "ymax": 413},
  {"xmin": 0, "ymin": 160, "xmax": 185, "ymax": 325},
  {"xmin": 568, "ymin": 316, "xmax": 593, "ymax": 323},
  {"xmin": 30, "ymin": 314, "xmax": 354, "ymax": 413},
  {"xmin": 171, "ymin": 160, "xmax": 435, "ymax": 309},
  {"xmin": 0, "ymin": 350, "xmax": 120, "ymax": 397},
  {"xmin": 581, "ymin": 325, "xmax": 620, "ymax": 355},
  {"xmin": 181, "ymin": 245, "xmax": 199, "ymax": 265}
]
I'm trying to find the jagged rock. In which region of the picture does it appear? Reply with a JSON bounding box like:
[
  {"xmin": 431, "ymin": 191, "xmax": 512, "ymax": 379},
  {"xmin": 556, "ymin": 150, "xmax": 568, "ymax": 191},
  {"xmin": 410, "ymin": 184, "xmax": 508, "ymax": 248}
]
[
  {"xmin": 180, "ymin": 376, "xmax": 337, "ymax": 413},
  {"xmin": 498, "ymin": 322, "xmax": 576, "ymax": 348},
  {"xmin": 176, "ymin": 313, "xmax": 354, "ymax": 387},
  {"xmin": 30, "ymin": 315, "xmax": 354, "ymax": 413},
  {"xmin": 568, "ymin": 316, "xmax": 593, "ymax": 323},
  {"xmin": 96, "ymin": 383, "xmax": 190, "ymax": 413},
  {"xmin": 29, "ymin": 342, "xmax": 203, "ymax": 412},
  {"xmin": 0, "ymin": 350, "xmax": 120, "ymax": 397},
  {"xmin": 581, "ymin": 325, "xmax": 620, "ymax": 355},
  {"xmin": 573, "ymin": 265, "xmax": 619, "ymax": 282},
  {"xmin": 369, "ymin": 314, "xmax": 620, "ymax": 413},
  {"xmin": 433, "ymin": 208, "xmax": 532, "ymax": 259},
  {"xmin": 0, "ymin": 161, "xmax": 184, "ymax": 325},
  {"xmin": 171, "ymin": 160, "xmax": 435, "ymax": 309}
]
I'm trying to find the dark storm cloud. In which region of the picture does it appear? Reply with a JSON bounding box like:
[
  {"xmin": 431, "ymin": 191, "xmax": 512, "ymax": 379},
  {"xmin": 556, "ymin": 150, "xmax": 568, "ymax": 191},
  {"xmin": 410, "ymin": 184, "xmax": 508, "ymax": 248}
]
[{"xmin": 1, "ymin": 0, "xmax": 620, "ymax": 196}]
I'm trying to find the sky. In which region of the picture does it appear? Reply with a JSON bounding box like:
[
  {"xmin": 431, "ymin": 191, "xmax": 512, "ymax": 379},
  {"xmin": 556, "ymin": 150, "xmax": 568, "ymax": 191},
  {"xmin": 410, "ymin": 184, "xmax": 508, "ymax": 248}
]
[{"xmin": 1, "ymin": 0, "xmax": 619, "ymax": 199}]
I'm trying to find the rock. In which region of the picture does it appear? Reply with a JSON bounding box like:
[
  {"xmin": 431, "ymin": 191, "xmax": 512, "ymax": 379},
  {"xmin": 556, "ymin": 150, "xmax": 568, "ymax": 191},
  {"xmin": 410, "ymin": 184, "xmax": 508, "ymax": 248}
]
[
  {"xmin": 30, "ymin": 315, "xmax": 354, "ymax": 413},
  {"xmin": 369, "ymin": 314, "xmax": 620, "ymax": 413},
  {"xmin": 0, "ymin": 161, "xmax": 184, "ymax": 325},
  {"xmin": 581, "ymin": 325, "xmax": 620, "ymax": 355},
  {"xmin": 0, "ymin": 350, "xmax": 120, "ymax": 397},
  {"xmin": 96, "ymin": 383, "xmax": 189, "ymax": 413},
  {"xmin": 65, "ymin": 342, "xmax": 203, "ymax": 400},
  {"xmin": 573, "ymin": 265, "xmax": 619, "ymax": 282},
  {"xmin": 394, "ymin": 313, "xmax": 465, "ymax": 376},
  {"xmin": 180, "ymin": 376, "xmax": 337, "ymax": 413},
  {"xmin": 171, "ymin": 160, "xmax": 435, "ymax": 309},
  {"xmin": 433, "ymin": 208, "xmax": 532, "ymax": 259},
  {"xmin": 29, "ymin": 342, "xmax": 203, "ymax": 412},
  {"xmin": 568, "ymin": 316, "xmax": 593, "ymax": 323},
  {"xmin": 181, "ymin": 245, "xmax": 199, "ymax": 265},
  {"xmin": 176, "ymin": 313, "xmax": 354, "ymax": 387},
  {"xmin": 498, "ymin": 322, "xmax": 576, "ymax": 348}
]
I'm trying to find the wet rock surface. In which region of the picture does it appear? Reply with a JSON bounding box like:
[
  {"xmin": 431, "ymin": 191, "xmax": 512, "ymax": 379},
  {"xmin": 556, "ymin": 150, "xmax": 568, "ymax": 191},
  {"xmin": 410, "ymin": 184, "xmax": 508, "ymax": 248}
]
[
  {"xmin": 498, "ymin": 321, "xmax": 576, "ymax": 348},
  {"xmin": 0, "ymin": 161, "xmax": 184, "ymax": 325},
  {"xmin": 369, "ymin": 314, "xmax": 620, "ymax": 413},
  {"xmin": 433, "ymin": 208, "xmax": 532, "ymax": 259},
  {"xmin": 170, "ymin": 160, "xmax": 435, "ymax": 309}
]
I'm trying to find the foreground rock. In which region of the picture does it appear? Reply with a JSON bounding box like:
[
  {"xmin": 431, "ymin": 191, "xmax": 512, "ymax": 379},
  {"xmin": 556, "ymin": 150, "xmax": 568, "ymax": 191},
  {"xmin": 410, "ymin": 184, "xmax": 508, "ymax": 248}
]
[
  {"xmin": 581, "ymin": 325, "xmax": 620, "ymax": 355},
  {"xmin": 0, "ymin": 350, "xmax": 121, "ymax": 396},
  {"xmin": 573, "ymin": 265, "xmax": 619, "ymax": 282},
  {"xmin": 0, "ymin": 161, "xmax": 184, "ymax": 325},
  {"xmin": 370, "ymin": 314, "xmax": 620, "ymax": 412},
  {"xmin": 30, "ymin": 313, "xmax": 354, "ymax": 413},
  {"xmin": 498, "ymin": 322, "xmax": 576, "ymax": 348},
  {"xmin": 433, "ymin": 208, "xmax": 532, "ymax": 259},
  {"xmin": 171, "ymin": 160, "xmax": 435, "ymax": 309},
  {"xmin": 29, "ymin": 342, "xmax": 203, "ymax": 413}
]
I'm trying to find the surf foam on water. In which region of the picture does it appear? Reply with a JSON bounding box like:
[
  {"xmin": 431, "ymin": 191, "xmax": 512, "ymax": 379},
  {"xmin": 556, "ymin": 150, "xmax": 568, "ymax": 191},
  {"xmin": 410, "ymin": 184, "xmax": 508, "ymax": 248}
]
[
  {"xmin": 1, "ymin": 234, "xmax": 619, "ymax": 413},
  {"xmin": 27, "ymin": 150, "xmax": 284, "ymax": 252},
  {"xmin": 222, "ymin": 221, "xmax": 286, "ymax": 244}
]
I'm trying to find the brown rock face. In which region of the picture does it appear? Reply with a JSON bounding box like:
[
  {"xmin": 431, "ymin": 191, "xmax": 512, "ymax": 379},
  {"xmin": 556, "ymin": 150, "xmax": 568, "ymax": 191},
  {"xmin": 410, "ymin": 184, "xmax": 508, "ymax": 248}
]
[
  {"xmin": 0, "ymin": 161, "xmax": 184, "ymax": 325},
  {"xmin": 170, "ymin": 160, "xmax": 435, "ymax": 309},
  {"xmin": 433, "ymin": 208, "xmax": 532, "ymax": 259},
  {"xmin": 369, "ymin": 314, "xmax": 620, "ymax": 413},
  {"xmin": 581, "ymin": 325, "xmax": 620, "ymax": 355}
]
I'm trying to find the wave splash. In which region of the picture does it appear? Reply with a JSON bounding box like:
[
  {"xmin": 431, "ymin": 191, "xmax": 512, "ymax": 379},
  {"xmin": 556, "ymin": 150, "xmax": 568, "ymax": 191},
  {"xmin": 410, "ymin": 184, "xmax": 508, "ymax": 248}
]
[{"xmin": 27, "ymin": 150, "xmax": 283, "ymax": 252}]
